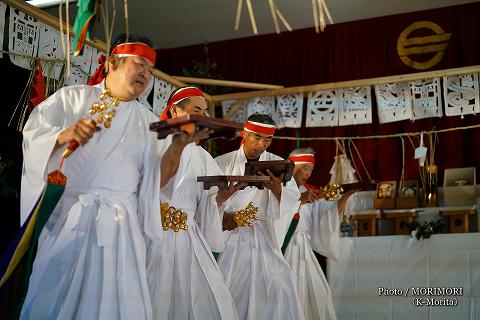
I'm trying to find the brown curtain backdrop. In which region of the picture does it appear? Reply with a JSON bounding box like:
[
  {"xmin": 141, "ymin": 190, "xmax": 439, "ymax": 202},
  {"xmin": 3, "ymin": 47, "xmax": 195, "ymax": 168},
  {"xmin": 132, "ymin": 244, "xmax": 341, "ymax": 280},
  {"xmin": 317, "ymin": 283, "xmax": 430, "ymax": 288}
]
[{"xmin": 156, "ymin": 2, "xmax": 480, "ymax": 186}]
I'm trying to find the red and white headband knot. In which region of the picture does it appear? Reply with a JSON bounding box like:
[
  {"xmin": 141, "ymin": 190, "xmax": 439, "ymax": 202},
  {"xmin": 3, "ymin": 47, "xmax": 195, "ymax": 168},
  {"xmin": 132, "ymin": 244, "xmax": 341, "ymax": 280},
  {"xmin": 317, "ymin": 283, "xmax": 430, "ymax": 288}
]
[
  {"xmin": 88, "ymin": 42, "xmax": 156, "ymax": 85},
  {"xmin": 160, "ymin": 86, "xmax": 205, "ymax": 120},
  {"xmin": 288, "ymin": 154, "xmax": 315, "ymax": 165}
]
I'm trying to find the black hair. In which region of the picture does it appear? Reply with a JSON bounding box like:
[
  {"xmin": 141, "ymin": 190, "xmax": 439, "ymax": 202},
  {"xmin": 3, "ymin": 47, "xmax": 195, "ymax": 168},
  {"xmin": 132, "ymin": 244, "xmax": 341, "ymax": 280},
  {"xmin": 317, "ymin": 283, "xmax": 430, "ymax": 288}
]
[{"xmin": 247, "ymin": 113, "xmax": 277, "ymax": 127}]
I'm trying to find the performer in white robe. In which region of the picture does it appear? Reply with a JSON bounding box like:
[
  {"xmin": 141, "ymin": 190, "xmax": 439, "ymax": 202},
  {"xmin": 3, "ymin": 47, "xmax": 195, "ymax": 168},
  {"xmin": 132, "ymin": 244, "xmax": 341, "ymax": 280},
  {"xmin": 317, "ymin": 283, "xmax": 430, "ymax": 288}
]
[
  {"xmin": 146, "ymin": 87, "xmax": 239, "ymax": 320},
  {"xmin": 19, "ymin": 36, "xmax": 204, "ymax": 320},
  {"xmin": 282, "ymin": 149, "xmax": 339, "ymax": 320},
  {"xmin": 215, "ymin": 114, "xmax": 303, "ymax": 320}
]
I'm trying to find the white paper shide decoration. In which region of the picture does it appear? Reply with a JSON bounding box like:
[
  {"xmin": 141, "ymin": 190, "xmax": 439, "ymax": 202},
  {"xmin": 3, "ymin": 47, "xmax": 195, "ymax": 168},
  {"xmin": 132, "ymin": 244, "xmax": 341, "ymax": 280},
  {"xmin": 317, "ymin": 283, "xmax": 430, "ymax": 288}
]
[
  {"xmin": 329, "ymin": 154, "xmax": 358, "ymax": 185},
  {"xmin": 222, "ymin": 100, "xmax": 248, "ymax": 123},
  {"xmin": 66, "ymin": 45, "xmax": 93, "ymax": 85},
  {"xmin": 89, "ymin": 47, "xmax": 102, "ymax": 76},
  {"xmin": 9, "ymin": 9, "xmax": 39, "ymax": 69},
  {"xmin": 306, "ymin": 90, "xmax": 339, "ymax": 127},
  {"xmin": 375, "ymin": 82, "xmax": 412, "ymax": 123},
  {"xmin": 338, "ymin": 86, "xmax": 372, "ymax": 126},
  {"xmin": 275, "ymin": 94, "xmax": 303, "ymax": 128},
  {"xmin": 443, "ymin": 73, "xmax": 480, "ymax": 118},
  {"xmin": 152, "ymin": 78, "xmax": 175, "ymax": 116},
  {"xmin": 37, "ymin": 23, "xmax": 65, "ymax": 79},
  {"xmin": 410, "ymin": 78, "xmax": 443, "ymax": 120},
  {"xmin": 0, "ymin": 2, "xmax": 7, "ymax": 59},
  {"xmin": 247, "ymin": 96, "xmax": 276, "ymax": 123}
]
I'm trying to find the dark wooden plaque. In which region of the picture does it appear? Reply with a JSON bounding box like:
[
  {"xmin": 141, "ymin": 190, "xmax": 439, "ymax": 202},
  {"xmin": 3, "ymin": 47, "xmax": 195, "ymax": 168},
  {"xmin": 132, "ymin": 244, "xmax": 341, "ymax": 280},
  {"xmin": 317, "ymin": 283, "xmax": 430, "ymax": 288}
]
[
  {"xmin": 341, "ymin": 181, "xmax": 377, "ymax": 192},
  {"xmin": 244, "ymin": 160, "xmax": 295, "ymax": 186},
  {"xmin": 149, "ymin": 114, "xmax": 244, "ymax": 140},
  {"xmin": 197, "ymin": 175, "xmax": 270, "ymax": 190}
]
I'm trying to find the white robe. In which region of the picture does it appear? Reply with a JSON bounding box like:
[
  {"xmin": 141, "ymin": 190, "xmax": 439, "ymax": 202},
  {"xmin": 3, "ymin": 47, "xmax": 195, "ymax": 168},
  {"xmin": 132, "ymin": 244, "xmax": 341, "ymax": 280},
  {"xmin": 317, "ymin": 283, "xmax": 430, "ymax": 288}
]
[
  {"xmin": 20, "ymin": 82, "xmax": 167, "ymax": 320},
  {"xmin": 145, "ymin": 140, "xmax": 238, "ymax": 320},
  {"xmin": 284, "ymin": 185, "xmax": 340, "ymax": 320},
  {"xmin": 215, "ymin": 147, "xmax": 303, "ymax": 320}
]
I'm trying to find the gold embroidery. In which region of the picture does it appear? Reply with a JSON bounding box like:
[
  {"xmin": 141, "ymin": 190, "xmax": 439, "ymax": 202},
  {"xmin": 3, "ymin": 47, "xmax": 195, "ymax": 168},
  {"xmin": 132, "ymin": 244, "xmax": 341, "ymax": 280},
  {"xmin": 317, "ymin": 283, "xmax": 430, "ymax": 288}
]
[
  {"xmin": 233, "ymin": 202, "xmax": 259, "ymax": 227},
  {"xmin": 160, "ymin": 203, "xmax": 189, "ymax": 232}
]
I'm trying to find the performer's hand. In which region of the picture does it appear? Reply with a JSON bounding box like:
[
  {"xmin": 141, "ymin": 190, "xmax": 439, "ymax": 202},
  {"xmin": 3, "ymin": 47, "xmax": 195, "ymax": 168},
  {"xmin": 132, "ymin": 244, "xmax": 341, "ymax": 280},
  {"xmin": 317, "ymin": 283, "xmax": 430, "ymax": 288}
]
[
  {"xmin": 172, "ymin": 128, "xmax": 213, "ymax": 148},
  {"xmin": 258, "ymin": 169, "xmax": 283, "ymax": 201},
  {"xmin": 299, "ymin": 189, "xmax": 321, "ymax": 204},
  {"xmin": 57, "ymin": 118, "xmax": 100, "ymax": 147},
  {"xmin": 216, "ymin": 181, "xmax": 247, "ymax": 207},
  {"xmin": 222, "ymin": 213, "xmax": 237, "ymax": 231}
]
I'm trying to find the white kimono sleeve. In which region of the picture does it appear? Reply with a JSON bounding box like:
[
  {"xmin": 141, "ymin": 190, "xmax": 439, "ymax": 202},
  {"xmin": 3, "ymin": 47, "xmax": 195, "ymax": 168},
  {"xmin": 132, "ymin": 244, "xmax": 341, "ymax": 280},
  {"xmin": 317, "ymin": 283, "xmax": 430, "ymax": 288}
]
[
  {"xmin": 309, "ymin": 200, "xmax": 340, "ymax": 261},
  {"xmin": 195, "ymin": 152, "xmax": 226, "ymax": 253},
  {"xmin": 139, "ymin": 134, "xmax": 171, "ymax": 242},
  {"xmin": 21, "ymin": 88, "xmax": 71, "ymax": 225},
  {"xmin": 273, "ymin": 178, "xmax": 301, "ymax": 249}
]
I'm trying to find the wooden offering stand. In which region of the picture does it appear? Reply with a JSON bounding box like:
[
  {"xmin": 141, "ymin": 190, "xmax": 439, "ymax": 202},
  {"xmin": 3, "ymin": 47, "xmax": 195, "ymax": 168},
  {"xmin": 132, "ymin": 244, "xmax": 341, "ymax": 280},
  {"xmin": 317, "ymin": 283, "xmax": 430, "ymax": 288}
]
[
  {"xmin": 150, "ymin": 114, "xmax": 244, "ymax": 140},
  {"xmin": 244, "ymin": 160, "xmax": 295, "ymax": 187},
  {"xmin": 197, "ymin": 175, "xmax": 271, "ymax": 190},
  {"xmin": 439, "ymin": 209, "xmax": 476, "ymax": 233}
]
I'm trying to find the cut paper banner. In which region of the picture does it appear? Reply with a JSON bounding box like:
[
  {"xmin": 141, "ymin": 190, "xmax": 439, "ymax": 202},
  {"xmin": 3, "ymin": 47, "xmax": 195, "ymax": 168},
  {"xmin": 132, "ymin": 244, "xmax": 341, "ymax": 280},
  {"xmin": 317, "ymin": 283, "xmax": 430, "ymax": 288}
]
[
  {"xmin": 9, "ymin": 8, "xmax": 39, "ymax": 70},
  {"xmin": 443, "ymin": 73, "xmax": 480, "ymax": 118},
  {"xmin": 338, "ymin": 86, "xmax": 372, "ymax": 126},
  {"xmin": 276, "ymin": 94, "xmax": 303, "ymax": 128},
  {"xmin": 375, "ymin": 82, "xmax": 412, "ymax": 124},
  {"xmin": 306, "ymin": 90, "xmax": 339, "ymax": 127}
]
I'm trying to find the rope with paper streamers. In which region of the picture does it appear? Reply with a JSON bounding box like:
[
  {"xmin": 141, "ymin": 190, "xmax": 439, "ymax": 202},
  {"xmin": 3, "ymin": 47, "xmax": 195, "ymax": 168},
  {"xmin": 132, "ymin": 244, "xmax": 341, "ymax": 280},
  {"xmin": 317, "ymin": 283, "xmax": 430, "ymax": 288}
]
[
  {"xmin": 273, "ymin": 123, "xmax": 480, "ymax": 141},
  {"xmin": 1, "ymin": 50, "xmax": 91, "ymax": 77}
]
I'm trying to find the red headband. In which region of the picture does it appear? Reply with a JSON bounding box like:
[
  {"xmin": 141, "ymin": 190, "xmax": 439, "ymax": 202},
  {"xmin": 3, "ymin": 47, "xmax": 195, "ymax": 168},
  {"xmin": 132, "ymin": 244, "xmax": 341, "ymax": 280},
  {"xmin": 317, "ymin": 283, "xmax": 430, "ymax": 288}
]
[
  {"xmin": 160, "ymin": 86, "xmax": 205, "ymax": 120},
  {"xmin": 240, "ymin": 120, "xmax": 276, "ymax": 145},
  {"xmin": 88, "ymin": 42, "xmax": 156, "ymax": 86},
  {"xmin": 243, "ymin": 121, "xmax": 276, "ymax": 136},
  {"xmin": 288, "ymin": 154, "xmax": 315, "ymax": 165}
]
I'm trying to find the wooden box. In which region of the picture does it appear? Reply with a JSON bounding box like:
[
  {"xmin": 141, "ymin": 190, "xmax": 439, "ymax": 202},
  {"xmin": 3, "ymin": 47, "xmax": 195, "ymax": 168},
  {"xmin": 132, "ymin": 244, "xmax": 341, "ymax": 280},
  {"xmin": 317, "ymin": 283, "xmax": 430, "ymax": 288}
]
[
  {"xmin": 383, "ymin": 210, "xmax": 417, "ymax": 235},
  {"xmin": 443, "ymin": 167, "xmax": 477, "ymax": 206},
  {"xmin": 440, "ymin": 209, "xmax": 476, "ymax": 233},
  {"xmin": 396, "ymin": 180, "xmax": 419, "ymax": 209},
  {"xmin": 374, "ymin": 181, "xmax": 397, "ymax": 209},
  {"xmin": 351, "ymin": 213, "xmax": 382, "ymax": 236},
  {"xmin": 244, "ymin": 160, "xmax": 295, "ymax": 187}
]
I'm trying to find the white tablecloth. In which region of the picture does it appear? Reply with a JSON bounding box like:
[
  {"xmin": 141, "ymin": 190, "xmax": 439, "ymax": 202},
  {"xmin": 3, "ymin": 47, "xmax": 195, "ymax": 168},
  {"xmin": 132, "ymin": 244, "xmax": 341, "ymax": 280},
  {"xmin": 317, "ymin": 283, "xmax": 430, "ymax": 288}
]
[{"xmin": 328, "ymin": 233, "xmax": 480, "ymax": 320}]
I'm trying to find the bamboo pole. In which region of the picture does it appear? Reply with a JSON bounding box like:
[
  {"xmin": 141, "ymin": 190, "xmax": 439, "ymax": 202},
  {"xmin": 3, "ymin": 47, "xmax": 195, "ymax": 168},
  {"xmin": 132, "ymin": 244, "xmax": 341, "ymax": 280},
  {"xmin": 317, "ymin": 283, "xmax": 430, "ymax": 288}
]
[
  {"xmin": 211, "ymin": 65, "xmax": 480, "ymax": 102},
  {"xmin": 172, "ymin": 76, "xmax": 284, "ymax": 90}
]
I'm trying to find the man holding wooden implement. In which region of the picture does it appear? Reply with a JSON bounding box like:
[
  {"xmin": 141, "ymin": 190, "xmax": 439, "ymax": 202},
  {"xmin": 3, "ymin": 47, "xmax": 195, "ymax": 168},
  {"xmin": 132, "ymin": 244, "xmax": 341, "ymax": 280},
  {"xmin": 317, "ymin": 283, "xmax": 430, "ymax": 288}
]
[
  {"xmin": 18, "ymin": 34, "xmax": 212, "ymax": 320},
  {"xmin": 282, "ymin": 147, "xmax": 356, "ymax": 320},
  {"xmin": 215, "ymin": 114, "xmax": 303, "ymax": 320},
  {"xmin": 147, "ymin": 86, "xmax": 242, "ymax": 320}
]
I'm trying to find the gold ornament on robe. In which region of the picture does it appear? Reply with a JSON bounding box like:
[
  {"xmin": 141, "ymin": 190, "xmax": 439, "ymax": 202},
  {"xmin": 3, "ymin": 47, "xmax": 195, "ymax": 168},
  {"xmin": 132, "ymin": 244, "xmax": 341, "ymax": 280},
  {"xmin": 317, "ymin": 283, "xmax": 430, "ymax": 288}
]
[
  {"xmin": 318, "ymin": 184, "xmax": 344, "ymax": 201},
  {"xmin": 233, "ymin": 202, "xmax": 260, "ymax": 227},
  {"xmin": 88, "ymin": 88, "xmax": 120, "ymax": 128},
  {"xmin": 160, "ymin": 202, "xmax": 189, "ymax": 232}
]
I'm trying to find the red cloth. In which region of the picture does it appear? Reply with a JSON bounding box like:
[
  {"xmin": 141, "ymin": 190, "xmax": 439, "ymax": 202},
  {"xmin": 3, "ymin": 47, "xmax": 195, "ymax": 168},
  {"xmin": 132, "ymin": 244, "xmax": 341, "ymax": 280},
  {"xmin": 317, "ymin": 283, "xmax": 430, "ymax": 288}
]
[
  {"xmin": 160, "ymin": 86, "xmax": 205, "ymax": 120},
  {"xmin": 88, "ymin": 42, "xmax": 156, "ymax": 86},
  {"xmin": 240, "ymin": 120, "xmax": 277, "ymax": 145},
  {"xmin": 288, "ymin": 154, "xmax": 315, "ymax": 165},
  {"xmin": 30, "ymin": 59, "xmax": 45, "ymax": 108}
]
